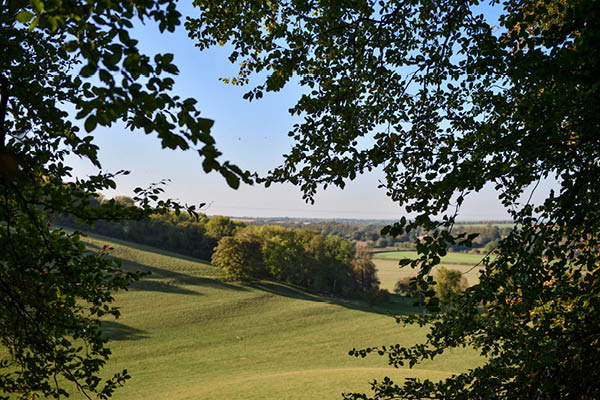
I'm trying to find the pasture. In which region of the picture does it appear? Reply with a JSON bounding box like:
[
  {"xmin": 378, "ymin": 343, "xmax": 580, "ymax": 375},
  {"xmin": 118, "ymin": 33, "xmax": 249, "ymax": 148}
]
[{"xmin": 70, "ymin": 234, "xmax": 480, "ymax": 399}]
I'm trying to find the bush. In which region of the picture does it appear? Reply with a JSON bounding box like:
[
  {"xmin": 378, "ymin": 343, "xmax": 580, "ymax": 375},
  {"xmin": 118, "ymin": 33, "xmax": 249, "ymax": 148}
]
[
  {"xmin": 366, "ymin": 288, "xmax": 391, "ymax": 305},
  {"xmin": 394, "ymin": 276, "xmax": 425, "ymax": 305}
]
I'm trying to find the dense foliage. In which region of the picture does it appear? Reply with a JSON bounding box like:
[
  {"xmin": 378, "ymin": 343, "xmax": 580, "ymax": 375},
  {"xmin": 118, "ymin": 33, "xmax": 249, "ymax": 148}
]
[
  {"xmin": 433, "ymin": 267, "xmax": 467, "ymax": 306},
  {"xmin": 0, "ymin": 0, "xmax": 246, "ymax": 398},
  {"xmin": 212, "ymin": 225, "xmax": 388, "ymax": 301},
  {"xmin": 211, "ymin": 234, "xmax": 264, "ymax": 281},
  {"xmin": 189, "ymin": 0, "xmax": 600, "ymax": 398}
]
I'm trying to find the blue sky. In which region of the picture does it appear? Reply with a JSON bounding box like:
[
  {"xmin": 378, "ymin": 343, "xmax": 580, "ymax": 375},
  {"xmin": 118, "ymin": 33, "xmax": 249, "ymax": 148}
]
[{"xmin": 67, "ymin": 2, "xmax": 550, "ymax": 220}]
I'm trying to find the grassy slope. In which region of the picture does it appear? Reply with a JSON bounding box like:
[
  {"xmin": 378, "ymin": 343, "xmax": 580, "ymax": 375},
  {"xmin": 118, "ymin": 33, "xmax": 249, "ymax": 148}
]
[{"xmin": 77, "ymin": 235, "xmax": 482, "ymax": 399}]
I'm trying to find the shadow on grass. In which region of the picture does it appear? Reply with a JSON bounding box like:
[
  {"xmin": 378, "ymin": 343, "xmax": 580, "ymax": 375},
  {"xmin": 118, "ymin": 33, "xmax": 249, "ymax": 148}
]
[
  {"xmin": 81, "ymin": 233, "xmax": 417, "ymax": 313},
  {"xmin": 82, "ymin": 240, "xmax": 247, "ymax": 296},
  {"xmin": 101, "ymin": 320, "xmax": 147, "ymax": 341},
  {"xmin": 250, "ymin": 281, "xmax": 423, "ymax": 317},
  {"xmin": 78, "ymin": 231, "xmax": 212, "ymax": 264},
  {"xmin": 129, "ymin": 278, "xmax": 202, "ymax": 296},
  {"xmin": 121, "ymin": 259, "xmax": 248, "ymax": 296}
]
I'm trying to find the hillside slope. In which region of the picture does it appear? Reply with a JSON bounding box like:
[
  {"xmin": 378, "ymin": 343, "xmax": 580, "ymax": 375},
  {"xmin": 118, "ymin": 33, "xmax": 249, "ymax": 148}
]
[{"xmin": 79, "ymin": 234, "xmax": 481, "ymax": 399}]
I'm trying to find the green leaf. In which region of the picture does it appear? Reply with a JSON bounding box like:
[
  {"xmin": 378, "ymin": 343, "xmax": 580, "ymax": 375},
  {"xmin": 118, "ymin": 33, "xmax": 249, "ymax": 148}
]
[
  {"xmin": 99, "ymin": 69, "xmax": 111, "ymax": 84},
  {"xmin": 31, "ymin": 0, "xmax": 44, "ymax": 13},
  {"xmin": 16, "ymin": 10, "xmax": 34, "ymax": 23},
  {"xmin": 84, "ymin": 116, "xmax": 97, "ymax": 133},
  {"xmin": 80, "ymin": 63, "xmax": 97, "ymax": 77},
  {"xmin": 197, "ymin": 118, "xmax": 214, "ymax": 132},
  {"xmin": 224, "ymin": 171, "xmax": 240, "ymax": 189},
  {"xmin": 118, "ymin": 29, "xmax": 131, "ymax": 44},
  {"xmin": 63, "ymin": 41, "xmax": 78, "ymax": 52},
  {"xmin": 28, "ymin": 15, "xmax": 40, "ymax": 31}
]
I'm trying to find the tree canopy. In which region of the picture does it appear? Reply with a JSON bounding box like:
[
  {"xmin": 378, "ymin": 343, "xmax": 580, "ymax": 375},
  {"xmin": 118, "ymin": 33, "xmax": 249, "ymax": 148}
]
[
  {"xmin": 189, "ymin": 0, "xmax": 600, "ymax": 398},
  {"xmin": 0, "ymin": 0, "xmax": 245, "ymax": 398}
]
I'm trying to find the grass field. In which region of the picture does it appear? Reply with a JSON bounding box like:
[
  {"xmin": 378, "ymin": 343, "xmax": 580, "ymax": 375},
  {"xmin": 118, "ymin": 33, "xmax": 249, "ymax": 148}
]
[
  {"xmin": 15, "ymin": 234, "xmax": 482, "ymax": 399},
  {"xmin": 372, "ymin": 251, "xmax": 488, "ymax": 292}
]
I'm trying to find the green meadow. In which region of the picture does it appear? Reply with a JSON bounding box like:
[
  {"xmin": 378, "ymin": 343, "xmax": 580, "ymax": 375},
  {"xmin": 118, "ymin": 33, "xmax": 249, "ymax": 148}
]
[{"xmin": 67, "ymin": 235, "xmax": 482, "ymax": 399}]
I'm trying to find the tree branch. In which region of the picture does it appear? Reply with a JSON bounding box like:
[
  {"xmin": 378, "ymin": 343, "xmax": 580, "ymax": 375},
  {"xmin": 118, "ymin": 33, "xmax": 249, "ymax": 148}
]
[{"xmin": 0, "ymin": 75, "xmax": 8, "ymax": 149}]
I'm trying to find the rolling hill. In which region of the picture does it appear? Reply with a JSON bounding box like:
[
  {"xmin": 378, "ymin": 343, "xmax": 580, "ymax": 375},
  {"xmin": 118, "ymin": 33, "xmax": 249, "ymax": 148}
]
[{"xmin": 76, "ymin": 234, "xmax": 482, "ymax": 399}]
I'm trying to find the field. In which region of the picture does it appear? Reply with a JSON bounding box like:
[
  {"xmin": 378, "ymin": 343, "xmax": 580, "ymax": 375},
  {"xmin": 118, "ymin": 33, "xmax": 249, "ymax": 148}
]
[
  {"xmin": 58, "ymin": 234, "xmax": 483, "ymax": 400},
  {"xmin": 372, "ymin": 251, "xmax": 488, "ymax": 291}
]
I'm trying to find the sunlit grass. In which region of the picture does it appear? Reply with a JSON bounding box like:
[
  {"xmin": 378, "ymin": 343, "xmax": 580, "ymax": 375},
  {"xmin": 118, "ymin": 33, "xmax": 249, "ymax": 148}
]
[{"xmin": 74, "ymin": 235, "xmax": 483, "ymax": 400}]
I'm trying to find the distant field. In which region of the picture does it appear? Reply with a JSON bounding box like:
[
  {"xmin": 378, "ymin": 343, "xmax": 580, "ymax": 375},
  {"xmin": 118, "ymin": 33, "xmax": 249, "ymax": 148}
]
[
  {"xmin": 372, "ymin": 251, "xmax": 491, "ymax": 291},
  {"xmin": 373, "ymin": 250, "xmax": 491, "ymax": 265},
  {"xmin": 67, "ymin": 235, "xmax": 482, "ymax": 400},
  {"xmin": 455, "ymin": 222, "xmax": 514, "ymax": 228},
  {"xmin": 374, "ymin": 259, "xmax": 483, "ymax": 291}
]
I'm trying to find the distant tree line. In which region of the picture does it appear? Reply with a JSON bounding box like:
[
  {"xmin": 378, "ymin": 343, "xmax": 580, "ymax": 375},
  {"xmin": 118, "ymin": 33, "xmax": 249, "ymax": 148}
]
[
  {"xmin": 212, "ymin": 225, "xmax": 388, "ymax": 302},
  {"xmin": 55, "ymin": 196, "xmax": 512, "ymax": 264},
  {"xmin": 249, "ymin": 220, "xmax": 512, "ymax": 251},
  {"xmin": 53, "ymin": 196, "xmax": 244, "ymax": 261}
]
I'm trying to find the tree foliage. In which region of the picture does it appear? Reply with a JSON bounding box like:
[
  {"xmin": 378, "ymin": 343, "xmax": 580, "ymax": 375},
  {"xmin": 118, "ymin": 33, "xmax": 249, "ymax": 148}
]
[
  {"xmin": 352, "ymin": 248, "xmax": 380, "ymax": 296},
  {"xmin": 205, "ymin": 215, "xmax": 243, "ymax": 241},
  {"xmin": 0, "ymin": 0, "xmax": 245, "ymax": 398},
  {"xmin": 211, "ymin": 235, "xmax": 264, "ymax": 281},
  {"xmin": 189, "ymin": 0, "xmax": 600, "ymax": 398},
  {"xmin": 393, "ymin": 277, "xmax": 423, "ymax": 305},
  {"xmin": 212, "ymin": 225, "xmax": 384, "ymax": 299},
  {"xmin": 247, "ymin": 218, "xmax": 512, "ymax": 250},
  {"xmin": 433, "ymin": 267, "xmax": 467, "ymax": 306}
]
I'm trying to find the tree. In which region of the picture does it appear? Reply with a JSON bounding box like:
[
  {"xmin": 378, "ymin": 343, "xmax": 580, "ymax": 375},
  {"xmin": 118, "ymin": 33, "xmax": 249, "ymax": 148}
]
[
  {"xmin": 205, "ymin": 215, "xmax": 241, "ymax": 241},
  {"xmin": 189, "ymin": 0, "xmax": 600, "ymax": 398},
  {"xmin": 0, "ymin": 1, "xmax": 245, "ymax": 398},
  {"xmin": 255, "ymin": 226, "xmax": 303, "ymax": 283},
  {"xmin": 211, "ymin": 235, "xmax": 264, "ymax": 281},
  {"xmin": 352, "ymin": 248, "xmax": 380, "ymax": 296},
  {"xmin": 393, "ymin": 277, "xmax": 423, "ymax": 305},
  {"xmin": 320, "ymin": 235, "xmax": 356, "ymax": 295},
  {"xmin": 433, "ymin": 267, "xmax": 467, "ymax": 306}
]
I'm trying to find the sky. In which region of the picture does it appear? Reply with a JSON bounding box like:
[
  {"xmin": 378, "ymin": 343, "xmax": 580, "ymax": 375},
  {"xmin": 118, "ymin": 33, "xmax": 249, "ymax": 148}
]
[{"xmin": 67, "ymin": 2, "xmax": 552, "ymax": 221}]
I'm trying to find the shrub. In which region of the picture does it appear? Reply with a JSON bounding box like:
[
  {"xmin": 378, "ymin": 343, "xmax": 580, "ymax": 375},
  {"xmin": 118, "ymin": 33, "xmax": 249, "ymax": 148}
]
[
  {"xmin": 366, "ymin": 288, "xmax": 391, "ymax": 305},
  {"xmin": 394, "ymin": 276, "xmax": 425, "ymax": 305}
]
